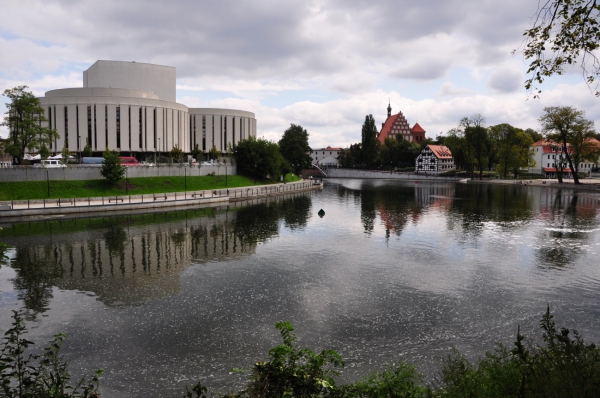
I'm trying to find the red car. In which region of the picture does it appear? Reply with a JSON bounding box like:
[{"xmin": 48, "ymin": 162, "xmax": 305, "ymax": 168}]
[{"xmin": 119, "ymin": 156, "xmax": 142, "ymax": 166}]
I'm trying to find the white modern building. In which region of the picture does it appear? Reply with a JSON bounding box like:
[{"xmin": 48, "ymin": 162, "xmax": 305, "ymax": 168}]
[
  {"xmin": 310, "ymin": 146, "xmax": 341, "ymax": 166},
  {"xmin": 39, "ymin": 60, "xmax": 256, "ymax": 160}
]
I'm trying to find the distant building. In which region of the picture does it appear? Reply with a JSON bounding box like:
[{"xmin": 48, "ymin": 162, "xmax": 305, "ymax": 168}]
[
  {"xmin": 377, "ymin": 102, "xmax": 426, "ymax": 144},
  {"xmin": 415, "ymin": 145, "xmax": 454, "ymax": 173},
  {"xmin": 310, "ymin": 146, "xmax": 341, "ymax": 166},
  {"xmin": 530, "ymin": 139, "xmax": 599, "ymax": 178},
  {"xmin": 36, "ymin": 60, "xmax": 256, "ymax": 160}
]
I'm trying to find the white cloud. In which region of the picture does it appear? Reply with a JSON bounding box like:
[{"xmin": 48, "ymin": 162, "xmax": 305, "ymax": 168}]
[{"xmin": 487, "ymin": 65, "xmax": 523, "ymax": 93}]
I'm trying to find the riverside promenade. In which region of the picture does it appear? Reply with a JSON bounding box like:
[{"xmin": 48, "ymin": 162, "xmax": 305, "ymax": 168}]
[{"xmin": 0, "ymin": 180, "xmax": 321, "ymax": 221}]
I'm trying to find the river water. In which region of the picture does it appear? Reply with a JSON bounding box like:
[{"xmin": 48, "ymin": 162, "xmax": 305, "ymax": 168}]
[{"xmin": 1, "ymin": 179, "xmax": 600, "ymax": 397}]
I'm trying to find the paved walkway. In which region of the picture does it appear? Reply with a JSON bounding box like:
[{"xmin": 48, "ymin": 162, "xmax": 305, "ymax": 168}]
[{"xmin": 0, "ymin": 180, "xmax": 322, "ymax": 218}]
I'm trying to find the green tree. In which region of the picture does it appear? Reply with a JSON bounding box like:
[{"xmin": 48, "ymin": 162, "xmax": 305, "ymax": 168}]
[
  {"xmin": 208, "ymin": 145, "xmax": 222, "ymax": 161},
  {"xmin": 61, "ymin": 143, "xmax": 71, "ymax": 165},
  {"xmin": 460, "ymin": 114, "xmax": 491, "ymax": 180},
  {"xmin": 525, "ymin": 128, "xmax": 543, "ymax": 143},
  {"xmin": 39, "ymin": 144, "xmax": 50, "ymax": 160},
  {"xmin": 100, "ymin": 146, "xmax": 125, "ymax": 184},
  {"xmin": 540, "ymin": 106, "xmax": 597, "ymax": 184},
  {"xmin": 190, "ymin": 143, "xmax": 202, "ymax": 162},
  {"xmin": 278, "ymin": 124, "xmax": 312, "ymax": 175},
  {"xmin": 1, "ymin": 86, "xmax": 59, "ymax": 165},
  {"xmin": 492, "ymin": 124, "xmax": 535, "ymax": 178},
  {"xmin": 520, "ymin": 0, "xmax": 600, "ymax": 97},
  {"xmin": 337, "ymin": 143, "xmax": 361, "ymax": 168},
  {"xmin": 361, "ymin": 114, "xmax": 380, "ymax": 168},
  {"xmin": 378, "ymin": 135, "xmax": 421, "ymax": 169},
  {"xmin": 233, "ymin": 136, "xmax": 285, "ymax": 181},
  {"xmin": 82, "ymin": 137, "xmax": 93, "ymax": 157},
  {"xmin": 170, "ymin": 144, "xmax": 184, "ymax": 164}
]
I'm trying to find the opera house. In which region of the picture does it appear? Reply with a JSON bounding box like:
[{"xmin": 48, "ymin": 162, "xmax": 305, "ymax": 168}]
[{"xmin": 39, "ymin": 60, "xmax": 257, "ymax": 159}]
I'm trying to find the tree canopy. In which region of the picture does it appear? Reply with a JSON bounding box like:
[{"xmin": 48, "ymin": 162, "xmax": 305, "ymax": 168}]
[
  {"xmin": 520, "ymin": 0, "xmax": 600, "ymax": 96},
  {"xmin": 234, "ymin": 136, "xmax": 286, "ymax": 181},
  {"xmin": 278, "ymin": 124, "xmax": 312, "ymax": 175},
  {"xmin": 100, "ymin": 147, "xmax": 126, "ymax": 184},
  {"xmin": 1, "ymin": 86, "xmax": 59, "ymax": 165},
  {"xmin": 540, "ymin": 106, "xmax": 598, "ymax": 184},
  {"xmin": 361, "ymin": 115, "xmax": 380, "ymax": 168}
]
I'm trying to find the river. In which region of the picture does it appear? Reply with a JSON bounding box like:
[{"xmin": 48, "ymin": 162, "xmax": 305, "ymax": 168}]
[{"xmin": 1, "ymin": 179, "xmax": 600, "ymax": 397}]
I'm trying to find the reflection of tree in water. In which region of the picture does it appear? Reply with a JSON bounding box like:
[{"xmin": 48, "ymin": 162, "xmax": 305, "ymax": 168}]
[
  {"xmin": 234, "ymin": 195, "xmax": 311, "ymax": 243},
  {"xmin": 536, "ymin": 189, "xmax": 600, "ymax": 268},
  {"xmin": 10, "ymin": 246, "xmax": 64, "ymax": 320},
  {"xmin": 448, "ymin": 184, "xmax": 535, "ymax": 242},
  {"xmin": 103, "ymin": 226, "xmax": 128, "ymax": 257}
]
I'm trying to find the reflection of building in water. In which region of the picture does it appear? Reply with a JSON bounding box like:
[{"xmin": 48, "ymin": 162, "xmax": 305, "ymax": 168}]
[
  {"xmin": 413, "ymin": 183, "xmax": 455, "ymax": 208},
  {"xmin": 8, "ymin": 210, "xmax": 256, "ymax": 308},
  {"xmin": 379, "ymin": 183, "xmax": 456, "ymax": 235},
  {"xmin": 534, "ymin": 188, "xmax": 600, "ymax": 222}
]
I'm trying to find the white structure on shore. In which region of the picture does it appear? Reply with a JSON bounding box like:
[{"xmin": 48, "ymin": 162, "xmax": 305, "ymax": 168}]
[
  {"xmin": 38, "ymin": 61, "xmax": 257, "ymax": 159},
  {"xmin": 310, "ymin": 146, "xmax": 341, "ymax": 166},
  {"xmin": 415, "ymin": 145, "xmax": 454, "ymax": 173}
]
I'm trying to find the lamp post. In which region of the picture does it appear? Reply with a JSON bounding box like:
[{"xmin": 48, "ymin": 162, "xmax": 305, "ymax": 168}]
[
  {"xmin": 125, "ymin": 167, "xmax": 128, "ymax": 195},
  {"xmin": 184, "ymin": 167, "xmax": 187, "ymax": 191},
  {"xmin": 46, "ymin": 170, "xmax": 50, "ymax": 197},
  {"xmin": 225, "ymin": 160, "xmax": 228, "ymax": 187},
  {"xmin": 78, "ymin": 136, "xmax": 82, "ymax": 165}
]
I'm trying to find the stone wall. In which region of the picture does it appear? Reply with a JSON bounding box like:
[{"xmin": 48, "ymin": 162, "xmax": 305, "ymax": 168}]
[{"xmin": 326, "ymin": 168, "xmax": 460, "ymax": 181}]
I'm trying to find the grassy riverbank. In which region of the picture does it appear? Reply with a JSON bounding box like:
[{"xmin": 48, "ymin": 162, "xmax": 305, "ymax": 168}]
[{"xmin": 0, "ymin": 173, "xmax": 301, "ymax": 201}]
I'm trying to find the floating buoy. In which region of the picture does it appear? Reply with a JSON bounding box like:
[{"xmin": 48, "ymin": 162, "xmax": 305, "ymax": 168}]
[{"xmin": 318, "ymin": 209, "xmax": 325, "ymax": 218}]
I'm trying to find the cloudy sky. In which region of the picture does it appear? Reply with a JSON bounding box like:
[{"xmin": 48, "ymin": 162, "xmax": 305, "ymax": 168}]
[{"xmin": 1, "ymin": 0, "xmax": 599, "ymax": 148}]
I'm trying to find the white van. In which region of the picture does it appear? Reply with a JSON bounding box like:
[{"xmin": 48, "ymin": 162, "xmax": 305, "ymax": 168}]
[{"xmin": 35, "ymin": 159, "xmax": 67, "ymax": 168}]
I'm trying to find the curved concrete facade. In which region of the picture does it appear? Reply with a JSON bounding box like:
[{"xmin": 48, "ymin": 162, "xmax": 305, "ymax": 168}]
[
  {"xmin": 189, "ymin": 108, "xmax": 256, "ymax": 153},
  {"xmin": 36, "ymin": 61, "xmax": 257, "ymax": 160},
  {"xmin": 40, "ymin": 88, "xmax": 190, "ymax": 155}
]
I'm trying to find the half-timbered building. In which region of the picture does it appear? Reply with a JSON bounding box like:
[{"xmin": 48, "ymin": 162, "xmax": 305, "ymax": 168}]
[{"xmin": 415, "ymin": 145, "xmax": 454, "ymax": 173}]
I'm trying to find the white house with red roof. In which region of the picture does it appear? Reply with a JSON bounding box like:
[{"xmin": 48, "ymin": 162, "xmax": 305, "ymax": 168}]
[
  {"xmin": 415, "ymin": 145, "xmax": 454, "ymax": 173},
  {"xmin": 310, "ymin": 146, "xmax": 341, "ymax": 166},
  {"xmin": 531, "ymin": 139, "xmax": 599, "ymax": 177},
  {"xmin": 377, "ymin": 103, "xmax": 426, "ymax": 144}
]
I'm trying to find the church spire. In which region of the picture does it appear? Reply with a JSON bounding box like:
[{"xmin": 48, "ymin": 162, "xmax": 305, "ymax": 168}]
[{"xmin": 387, "ymin": 100, "xmax": 391, "ymax": 118}]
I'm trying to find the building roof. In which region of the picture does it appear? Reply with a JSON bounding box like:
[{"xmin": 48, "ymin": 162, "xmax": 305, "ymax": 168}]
[
  {"xmin": 325, "ymin": 146, "xmax": 341, "ymax": 150},
  {"xmin": 427, "ymin": 145, "xmax": 453, "ymax": 159},
  {"xmin": 532, "ymin": 140, "xmax": 573, "ymax": 154},
  {"xmin": 378, "ymin": 113, "xmax": 402, "ymax": 143},
  {"xmin": 542, "ymin": 167, "xmax": 573, "ymax": 173},
  {"xmin": 411, "ymin": 123, "xmax": 425, "ymax": 133}
]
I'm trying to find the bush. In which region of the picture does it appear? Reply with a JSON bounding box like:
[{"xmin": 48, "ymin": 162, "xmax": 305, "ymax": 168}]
[{"xmin": 0, "ymin": 311, "xmax": 103, "ymax": 397}]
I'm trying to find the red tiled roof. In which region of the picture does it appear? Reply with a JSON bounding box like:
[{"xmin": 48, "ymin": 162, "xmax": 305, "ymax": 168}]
[
  {"xmin": 325, "ymin": 146, "xmax": 342, "ymax": 150},
  {"xmin": 377, "ymin": 114, "xmax": 401, "ymax": 143},
  {"xmin": 427, "ymin": 145, "xmax": 453, "ymax": 159},
  {"xmin": 411, "ymin": 123, "xmax": 425, "ymax": 133},
  {"xmin": 542, "ymin": 167, "xmax": 572, "ymax": 173}
]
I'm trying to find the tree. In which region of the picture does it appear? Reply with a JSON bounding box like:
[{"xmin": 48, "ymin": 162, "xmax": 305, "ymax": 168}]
[
  {"xmin": 61, "ymin": 143, "xmax": 71, "ymax": 165},
  {"xmin": 100, "ymin": 146, "xmax": 125, "ymax": 184},
  {"xmin": 39, "ymin": 144, "xmax": 49, "ymax": 160},
  {"xmin": 82, "ymin": 137, "xmax": 93, "ymax": 157},
  {"xmin": 170, "ymin": 144, "xmax": 184, "ymax": 164},
  {"xmin": 337, "ymin": 144, "xmax": 361, "ymax": 168},
  {"xmin": 491, "ymin": 124, "xmax": 535, "ymax": 178},
  {"xmin": 361, "ymin": 114, "xmax": 380, "ymax": 168},
  {"xmin": 208, "ymin": 145, "xmax": 221, "ymax": 161},
  {"xmin": 520, "ymin": 1, "xmax": 600, "ymax": 97},
  {"xmin": 1, "ymin": 86, "xmax": 59, "ymax": 165},
  {"xmin": 190, "ymin": 143, "xmax": 202, "ymax": 162},
  {"xmin": 234, "ymin": 136, "xmax": 285, "ymax": 181},
  {"xmin": 378, "ymin": 136, "xmax": 421, "ymax": 169},
  {"xmin": 278, "ymin": 124, "xmax": 312, "ymax": 175},
  {"xmin": 540, "ymin": 106, "xmax": 598, "ymax": 184},
  {"xmin": 460, "ymin": 115, "xmax": 491, "ymax": 179}
]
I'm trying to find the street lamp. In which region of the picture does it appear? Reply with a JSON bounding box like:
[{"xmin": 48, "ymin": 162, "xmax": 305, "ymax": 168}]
[{"xmin": 78, "ymin": 136, "xmax": 82, "ymax": 165}]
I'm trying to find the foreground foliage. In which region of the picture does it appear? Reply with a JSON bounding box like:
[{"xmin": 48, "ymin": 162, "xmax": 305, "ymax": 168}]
[
  {"xmin": 0, "ymin": 311, "xmax": 103, "ymax": 398},
  {"xmin": 3, "ymin": 306, "xmax": 599, "ymax": 397}
]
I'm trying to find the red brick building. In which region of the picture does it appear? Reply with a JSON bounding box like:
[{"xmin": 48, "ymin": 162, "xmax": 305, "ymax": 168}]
[{"xmin": 377, "ymin": 103, "xmax": 426, "ymax": 144}]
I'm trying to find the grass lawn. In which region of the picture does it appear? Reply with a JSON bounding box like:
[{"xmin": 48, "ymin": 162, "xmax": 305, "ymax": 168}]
[{"xmin": 0, "ymin": 173, "xmax": 302, "ymax": 201}]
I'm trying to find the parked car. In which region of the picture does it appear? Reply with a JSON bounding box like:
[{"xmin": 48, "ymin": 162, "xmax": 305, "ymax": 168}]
[
  {"xmin": 34, "ymin": 159, "xmax": 67, "ymax": 168},
  {"xmin": 119, "ymin": 156, "xmax": 142, "ymax": 166},
  {"xmin": 82, "ymin": 157, "xmax": 104, "ymax": 165},
  {"xmin": 140, "ymin": 161, "xmax": 155, "ymax": 167}
]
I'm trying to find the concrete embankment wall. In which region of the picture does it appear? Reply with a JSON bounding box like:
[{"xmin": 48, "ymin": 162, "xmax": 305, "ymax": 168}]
[
  {"xmin": 326, "ymin": 168, "xmax": 460, "ymax": 181},
  {"xmin": 0, "ymin": 180, "xmax": 321, "ymax": 222},
  {"xmin": 0, "ymin": 165, "xmax": 235, "ymax": 182}
]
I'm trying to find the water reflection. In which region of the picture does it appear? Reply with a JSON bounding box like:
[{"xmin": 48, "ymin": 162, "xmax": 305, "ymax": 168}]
[{"xmin": 3, "ymin": 194, "xmax": 312, "ymax": 316}]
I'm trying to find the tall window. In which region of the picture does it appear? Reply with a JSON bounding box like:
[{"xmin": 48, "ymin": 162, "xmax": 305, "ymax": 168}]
[
  {"xmin": 202, "ymin": 115, "xmax": 206, "ymax": 151},
  {"xmin": 223, "ymin": 116, "xmax": 227, "ymax": 151},
  {"xmin": 212, "ymin": 115, "xmax": 215, "ymax": 149},
  {"xmin": 93, "ymin": 105, "xmax": 97, "ymax": 149},
  {"xmin": 48, "ymin": 107, "xmax": 53, "ymax": 149},
  {"xmin": 87, "ymin": 106, "xmax": 92, "ymax": 150},
  {"xmin": 139, "ymin": 108, "xmax": 143, "ymax": 148},
  {"xmin": 76, "ymin": 106, "xmax": 80, "ymax": 150},
  {"xmin": 64, "ymin": 107, "xmax": 69, "ymax": 147},
  {"xmin": 104, "ymin": 106, "xmax": 108, "ymax": 148},
  {"xmin": 153, "ymin": 108, "xmax": 157, "ymax": 150},
  {"xmin": 144, "ymin": 107, "xmax": 147, "ymax": 150},
  {"xmin": 128, "ymin": 107, "xmax": 131, "ymax": 149},
  {"xmin": 116, "ymin": 106, "xmax": 121, "ymax": 148}
]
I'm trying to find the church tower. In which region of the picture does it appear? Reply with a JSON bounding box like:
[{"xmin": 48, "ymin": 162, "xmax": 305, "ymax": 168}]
[{"xmin": 387, "ymin": 101, "xmax": 392, "ymax": 118}]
